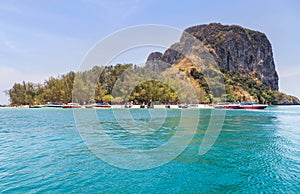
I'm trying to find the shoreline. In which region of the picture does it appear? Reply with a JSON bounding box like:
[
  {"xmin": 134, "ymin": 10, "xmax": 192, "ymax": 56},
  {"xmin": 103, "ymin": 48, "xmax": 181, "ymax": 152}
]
[{"xmin": 1, "ymin": 104, "xmax": 299, "ymax": 110}]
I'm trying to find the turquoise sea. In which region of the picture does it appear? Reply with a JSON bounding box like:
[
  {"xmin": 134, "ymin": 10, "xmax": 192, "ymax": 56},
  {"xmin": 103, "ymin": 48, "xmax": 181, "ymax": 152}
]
[{"xmin": 1, "ymin": 106, "xmax": 300, "ymax": 193}]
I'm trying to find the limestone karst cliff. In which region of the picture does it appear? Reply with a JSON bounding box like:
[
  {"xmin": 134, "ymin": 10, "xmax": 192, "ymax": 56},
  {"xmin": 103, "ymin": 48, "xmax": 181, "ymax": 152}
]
[{"xmin": 146, "ymin": 23, "xmax": 299, "ymax": 104}]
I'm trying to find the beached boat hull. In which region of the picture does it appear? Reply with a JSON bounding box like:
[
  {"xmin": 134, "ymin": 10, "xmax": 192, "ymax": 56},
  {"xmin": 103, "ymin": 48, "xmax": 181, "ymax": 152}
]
[
  {"xmin": 214, "ymin": 104, "xmax": 241, "ymax": 109},
  {"xmin": 94, "ymin": 105, "xmax": 111, "ymax": 108},
  {"xmin": 214, "ymin": 102, "xmax": 268, "ymax": 109},
  {"xmin": 239, "ymin": 105, "xmax": 268, "ymax": 109},
  {"xmin": 62, "ymin": 105, "xmax": 82, "ymax": 108}
]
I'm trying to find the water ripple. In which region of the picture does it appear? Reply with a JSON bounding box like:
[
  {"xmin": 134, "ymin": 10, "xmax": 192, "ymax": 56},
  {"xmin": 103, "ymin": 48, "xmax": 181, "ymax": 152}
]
[{"xmin": 0, "ymin": 107, "xmax": 300, "ymax": 193}]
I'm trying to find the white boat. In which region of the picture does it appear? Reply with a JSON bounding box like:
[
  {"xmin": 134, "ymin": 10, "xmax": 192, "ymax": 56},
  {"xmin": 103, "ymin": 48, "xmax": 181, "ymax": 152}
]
[
  {"xmin": 62, "ymin": 103, "xmax": 82, "ymax": 108},
  {"xmin": 94, "ymin": 102, "xmax": 111, "ymax": 108},
  {"xmin": 44, "ymin": 102, "xmax": 63, "ymax": 108}
]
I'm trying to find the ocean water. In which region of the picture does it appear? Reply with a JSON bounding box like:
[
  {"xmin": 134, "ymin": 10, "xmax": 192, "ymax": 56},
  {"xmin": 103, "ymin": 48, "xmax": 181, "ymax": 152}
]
[{"xmin": 0, "ymin": 106, "xmax": 300, "ymax": 193}]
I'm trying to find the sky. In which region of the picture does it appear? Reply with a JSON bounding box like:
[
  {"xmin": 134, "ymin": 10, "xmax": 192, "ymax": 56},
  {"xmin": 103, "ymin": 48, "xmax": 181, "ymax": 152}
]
[{"xmin": 0, "ymin": 0, "xmax": 299, "ymax": 104}]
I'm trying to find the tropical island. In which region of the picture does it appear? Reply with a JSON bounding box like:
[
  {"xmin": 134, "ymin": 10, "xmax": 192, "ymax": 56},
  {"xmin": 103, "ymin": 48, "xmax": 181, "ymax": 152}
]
[{"xmin": 6, "ymin": 23, "xmax": 300, "ymax": 106}]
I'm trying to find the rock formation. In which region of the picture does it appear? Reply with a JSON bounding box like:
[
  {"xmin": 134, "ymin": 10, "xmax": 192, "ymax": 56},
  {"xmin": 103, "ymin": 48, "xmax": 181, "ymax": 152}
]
[
  {"xmin": 145, "ymin": 23, "xmax": 299, "ymax": 104},
  {"xmin": 147, "ymin": 23, "xmax": 278, "ymax": 90}
]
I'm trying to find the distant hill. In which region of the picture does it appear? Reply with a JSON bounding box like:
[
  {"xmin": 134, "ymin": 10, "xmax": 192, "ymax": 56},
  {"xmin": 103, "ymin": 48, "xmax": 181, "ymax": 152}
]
[{"xmin": 146, "ymin": 23, "xmax": 299, "ymax": 105}]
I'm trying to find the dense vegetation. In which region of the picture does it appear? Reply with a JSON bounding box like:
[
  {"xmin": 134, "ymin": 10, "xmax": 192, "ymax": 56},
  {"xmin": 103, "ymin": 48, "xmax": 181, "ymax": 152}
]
[
  {"xmin": 8, "ymin": 64, "xmax": 180, "ymax": 105},
  {"xmin": 7, "ymin": 63, "xmax": 298, "ymax": 105}
]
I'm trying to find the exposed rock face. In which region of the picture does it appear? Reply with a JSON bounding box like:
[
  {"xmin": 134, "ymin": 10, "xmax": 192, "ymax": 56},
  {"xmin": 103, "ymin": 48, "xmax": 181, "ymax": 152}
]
[
  {"xmin": 145, "ymin": 52, "xmax": 164, "ymax": 72},
  {"xmin": 185, "ymin": 23, "xmax": 279, "ymax": 90},
  {"xmin": 147, "ymin": 52, "xmax": 162, "ymax": 61},
  {"xmin": 145, "ymin": 48, "xmax": 183, "ymax": 73},
  {"xmin": 146, "ymin": 23, "xmax": 279, "ymax": 90}
]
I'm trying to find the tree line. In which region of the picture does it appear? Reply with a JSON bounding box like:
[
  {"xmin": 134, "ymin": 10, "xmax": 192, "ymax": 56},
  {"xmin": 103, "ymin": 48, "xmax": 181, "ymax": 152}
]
[
  {"xmin": 8, "ymin": 64, "xmax": 185, "ymax": 105},
  {"xmin": 8, "ymin": 63, "xmax": 282, "ymax": 106}
]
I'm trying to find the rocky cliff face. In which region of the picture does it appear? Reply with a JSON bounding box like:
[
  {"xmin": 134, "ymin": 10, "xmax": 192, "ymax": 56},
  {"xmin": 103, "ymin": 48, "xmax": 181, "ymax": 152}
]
[{"xmin": 146, "ymin": 23, "xmax": 279, "ymax": 90}]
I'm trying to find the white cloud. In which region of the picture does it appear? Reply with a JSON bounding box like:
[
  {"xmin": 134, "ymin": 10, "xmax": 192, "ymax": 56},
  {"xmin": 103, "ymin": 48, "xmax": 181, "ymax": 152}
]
[
  {"xmin": 279, "ymin": 74, "xmax": 300, "ymax": 98},
  {"xmin": 0, "ymin": 65, "xmax": 48, "ymax": 104},
  {"xmin": 0, "ymin": 66, "xmax": 17, "ymax": 85},
  {"xmin": 0, "ymin": 3, "xmax": 23, "ymax": 15},
  {"xmin": 0, "ymin": 66, "xmax": 17, "ymax": 104},
  {"xmin": 0, "ymin": 31, "xmax": 16, "ymax": 50},
  {"xmin": 277, "ymin": 65, "xmax": 300, "ymax": 78},
  {"xmin": 81, "ymin": 0, "xmax": 140, "ymax": 21}
]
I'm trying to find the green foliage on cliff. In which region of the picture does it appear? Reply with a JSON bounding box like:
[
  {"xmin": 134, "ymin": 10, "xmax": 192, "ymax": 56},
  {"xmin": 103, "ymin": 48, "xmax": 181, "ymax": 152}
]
[
  {"xmin": 188, "ymin": 68, "xmax": 300, "ymax": 104},
  {"xmin": 223, "ymin": 72, "xmax": 274, "ymax": 103}
]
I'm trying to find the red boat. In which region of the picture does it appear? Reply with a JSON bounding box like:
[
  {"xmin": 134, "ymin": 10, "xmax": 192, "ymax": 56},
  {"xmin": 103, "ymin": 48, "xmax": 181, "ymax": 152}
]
[
  {"xmin": 239, "ymin": 102, "xmax": 268, "ymax": 109},
  {"xmin": 214, "ymin": 102, "xmax": 268, "ymax": 109},
  {"xmin": 62, "ymin": 103, "xmax": 82, "ymax": 108},
  {"xmin": 214, "ymin": 103, "xmax": 241, "ymax": 109}
]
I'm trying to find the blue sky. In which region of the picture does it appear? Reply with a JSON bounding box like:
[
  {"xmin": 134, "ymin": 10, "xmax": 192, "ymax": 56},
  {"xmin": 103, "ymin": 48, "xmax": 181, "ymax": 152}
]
[{"xmin": 0, "ymin": 0, "xmax": 299, "ymax": 104}]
